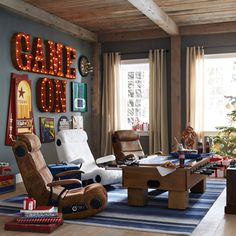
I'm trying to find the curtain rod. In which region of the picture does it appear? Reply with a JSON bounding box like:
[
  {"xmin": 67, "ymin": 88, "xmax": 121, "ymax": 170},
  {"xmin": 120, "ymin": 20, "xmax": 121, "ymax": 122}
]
[
  {"xmin": 188, "ymin": 45, "xmax": 236, "ymax": 50},
  {"xmin": 119, "ymin": 49, "xmax": 169, "ymax": 55},
  {"xmin": 204, "ymin": 44, "xmax": 236, "ymax": 49}
]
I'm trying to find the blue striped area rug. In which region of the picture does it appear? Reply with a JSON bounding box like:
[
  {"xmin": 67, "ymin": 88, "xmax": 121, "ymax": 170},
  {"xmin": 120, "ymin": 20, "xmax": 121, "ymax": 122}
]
[{"xmin": 0, "ymin": 178, "xmax": 225, "ymax": 235}]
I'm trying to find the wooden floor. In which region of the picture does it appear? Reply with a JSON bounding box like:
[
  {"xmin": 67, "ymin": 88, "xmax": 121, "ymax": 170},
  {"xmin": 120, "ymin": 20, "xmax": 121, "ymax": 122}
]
[{"xmin": 0, "ymin": 182, "xmax": 236, "ymax": 236}]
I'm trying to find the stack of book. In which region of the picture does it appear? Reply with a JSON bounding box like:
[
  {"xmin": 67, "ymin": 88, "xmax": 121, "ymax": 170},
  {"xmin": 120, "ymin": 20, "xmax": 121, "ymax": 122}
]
[{"xmin": 5, "ymin": 205, "xmax": 63, "ymax": 233}]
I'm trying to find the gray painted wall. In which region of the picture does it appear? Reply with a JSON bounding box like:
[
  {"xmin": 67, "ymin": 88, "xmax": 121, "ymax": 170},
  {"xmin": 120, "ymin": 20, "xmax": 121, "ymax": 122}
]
[
  {"xmin": 102, "ymin": 33, "xmax": 236, "ymax": 152},
  {"xmin": 181, "ymin": 32, "xmax": 236, "ymax": 130},
  {"xmin": 2, "ymin": 8, "xmax": 236, "ymax": 173},
  {"xmin": 0, "ymin": 9, "xmax": 93, "ymax": 174},
  {"xmin": 102, "ymin": 38, "xmax": 172, "ymax": 153}
]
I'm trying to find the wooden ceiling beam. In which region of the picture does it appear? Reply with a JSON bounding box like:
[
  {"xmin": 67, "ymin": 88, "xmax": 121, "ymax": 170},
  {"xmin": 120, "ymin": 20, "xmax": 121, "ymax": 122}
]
[
  {"xmin": 100, "ymin": 21, "xmax": 236, "ymax": 42},
  {"xmin": 0, "ymin": 0, "xmax": 97, "ymax": 42},
  {"xmin": 180, "ymin": 21, "xmax": 236, "ymax": 36},
  {"xmin": 99, "ymin": 29, "xmax": 168, "ymax": 42},
  {"xmin": 127, "ymin": 0, "xmax": 179, "ymax": 35}
]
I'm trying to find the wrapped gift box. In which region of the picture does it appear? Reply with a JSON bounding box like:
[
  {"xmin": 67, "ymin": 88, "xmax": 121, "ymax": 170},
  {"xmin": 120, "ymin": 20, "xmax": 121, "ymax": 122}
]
[
  {"xmin": 222, "ymin": 159, "xmax": 231, "ymax": 166},
  {"xmin": 209, "ymin": 168, "xmax": 225, "ymax": 178},
  {"xmin": 0, "ymin": 166, "xmax": 11, "ymax": 175},
  {"xmin": 5, "ymin": 214, "xmax": 63, "ymax": 233},
  {"xmin": 0, "ymin": 174, "xmax": 15, "ymax": 194},
  {"xmin": 0, "ymin": 162, "xmax": 11, "ymax": 175}
]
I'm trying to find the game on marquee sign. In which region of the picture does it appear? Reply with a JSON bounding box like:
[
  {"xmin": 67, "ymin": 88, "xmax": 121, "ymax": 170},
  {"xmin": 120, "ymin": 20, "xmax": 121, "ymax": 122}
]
[{"xmin": 11, "ymin": 32, "xmax": 77, "ymax": 112}]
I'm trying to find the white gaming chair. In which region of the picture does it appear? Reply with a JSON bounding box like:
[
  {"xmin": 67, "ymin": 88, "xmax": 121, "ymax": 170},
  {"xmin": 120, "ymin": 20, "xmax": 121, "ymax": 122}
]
[{"xmin": 55, "ymin": 129, "xmax": 122, "ymax": 185}]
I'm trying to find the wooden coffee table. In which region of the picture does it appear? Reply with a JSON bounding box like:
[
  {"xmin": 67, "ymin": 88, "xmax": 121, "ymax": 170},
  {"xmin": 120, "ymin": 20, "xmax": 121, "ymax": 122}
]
[{"xmin": 122, "ymin": 158, "xmax": 210, "ymax": 209}]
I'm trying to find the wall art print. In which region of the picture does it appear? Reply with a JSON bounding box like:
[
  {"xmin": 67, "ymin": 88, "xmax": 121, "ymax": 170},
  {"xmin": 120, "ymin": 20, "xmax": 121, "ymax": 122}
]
[
  {"xmin": 57, "ymin": 116, "xmax": 70, "ymax": 132},
  {"xmin": 71, "ymin": 115, "xmax": 83, "ymax": 129},
  {"xmin": 39, "ymin": 117, "xmax": 55, "ymax": 143}
]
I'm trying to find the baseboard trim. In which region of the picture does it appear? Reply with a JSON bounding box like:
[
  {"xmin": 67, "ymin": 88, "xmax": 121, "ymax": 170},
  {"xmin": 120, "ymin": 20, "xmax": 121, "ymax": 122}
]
[{"xmin": 16, "ymin": 173, "xmax": 23, "ymax": 183}]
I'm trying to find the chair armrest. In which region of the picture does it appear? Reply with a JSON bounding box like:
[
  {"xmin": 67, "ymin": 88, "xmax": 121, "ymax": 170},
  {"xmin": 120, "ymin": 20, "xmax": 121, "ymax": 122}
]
[
  {"xmin": 71, "ymin": 158, "xmax": 84, "ymax": 165},
  {"xmin": 154, "ymin": 151, "xmax": 163, "ymax": 155},
  {"xmin": 96, "ymin": 155, "xmax": 115, "ymax": 165},
  {"xmin": 55, "ymin": 170, "xmax": 84, "ymax": 178},
  {"xmin": 47, "ymin": 179, "xmax": 81, "ymax": 187}
]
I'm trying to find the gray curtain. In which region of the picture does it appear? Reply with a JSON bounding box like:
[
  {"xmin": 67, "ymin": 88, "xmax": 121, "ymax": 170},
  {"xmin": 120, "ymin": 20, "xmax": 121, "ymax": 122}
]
[
  {"xmin": 186, "ymin": 46, "xmax": 205, "ymax": 138},
  {"xmin": 100, "ymin": 52, "xmax": 121, "ymax": 156},
  {"xmin": 149, "ymin": 49, "xmax": 169, "ymax": 154}
]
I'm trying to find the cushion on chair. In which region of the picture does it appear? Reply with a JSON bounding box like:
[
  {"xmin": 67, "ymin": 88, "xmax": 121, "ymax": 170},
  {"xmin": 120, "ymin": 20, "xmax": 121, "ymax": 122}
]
[
  {"xmin": 113, "ymin": 130, "xmax": 139, "ymax": 141},
  {"xmin": 112, "ymin": 130, "xmax": 145, "ymax": 164},
  {"xmin": 56, "ymin": 129, "xmax": 95, "ymax": 167},
  {"xmin": 57, "ymin": 129, "xmax": 88, "ymax": 143},
  {"xmin": 13, "ymin": 133, "xmax": 108, "ymax": 219},
  {"xmin": 55, "ymin": 129, "xmax": 122, "ymax": 186},
  {"xmin": 17, "ymin": 134, "xmax": 41, "ymax": 152},
  {"xmin": 119, "ymin": 141, "xmax": 143, "ymax": 152}
]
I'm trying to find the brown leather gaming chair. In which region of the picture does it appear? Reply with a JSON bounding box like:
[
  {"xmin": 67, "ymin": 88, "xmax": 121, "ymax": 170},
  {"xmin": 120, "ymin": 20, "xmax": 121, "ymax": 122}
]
[
  {"xmin": 112, "ymin": 130, "xmax": 145, "ymax": 165},
  {"xmin": 12, "ymin": 134, "xmax": 107, "ymax": 219}
]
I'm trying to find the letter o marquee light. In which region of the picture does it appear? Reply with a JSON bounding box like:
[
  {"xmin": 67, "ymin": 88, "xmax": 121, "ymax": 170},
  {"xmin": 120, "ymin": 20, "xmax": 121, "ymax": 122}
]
[{"xmin": 37, "ymin": 78, "xmax": 67, "ymax": 113}]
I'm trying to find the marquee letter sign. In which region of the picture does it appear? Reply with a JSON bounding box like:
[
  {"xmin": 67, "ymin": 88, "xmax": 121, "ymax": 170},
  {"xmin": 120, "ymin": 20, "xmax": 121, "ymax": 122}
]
[
  {"xmin": 12, "ymin": 32, "xmax": 76, "ymax": 79},
  {"xmin": 37, "ymin": 78, "xmax": 67, "ymax": 113},
  {"xmin": 13, "ymin": 32, "xmax": 33, "ymax": 71},
  {"xmin": 47, "ymin": 40, "xmax": 64, "ymax": 77},
  {"xmin": 32, "ymin": 37, "xmax": 48, "ymax": 74}
]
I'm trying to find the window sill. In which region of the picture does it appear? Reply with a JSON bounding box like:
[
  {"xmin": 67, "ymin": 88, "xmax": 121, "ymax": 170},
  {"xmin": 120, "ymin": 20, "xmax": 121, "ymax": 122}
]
[
  {"xmin": 136, "ymin": 131, "xmax": 149, "ymax": 136},
  {"xmin": 202, "ymin": 131, "xmax": 218, "ymax": 136}
]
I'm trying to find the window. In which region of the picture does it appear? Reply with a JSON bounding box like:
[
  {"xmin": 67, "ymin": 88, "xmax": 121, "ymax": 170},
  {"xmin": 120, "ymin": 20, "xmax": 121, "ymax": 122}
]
[
  {"xmin": 203, "ymin": 53, "xmax": 236, "ymax": 133},
  {"xmin": 119, "ymin": 59, "xmax": 149, "ymax": 131}
]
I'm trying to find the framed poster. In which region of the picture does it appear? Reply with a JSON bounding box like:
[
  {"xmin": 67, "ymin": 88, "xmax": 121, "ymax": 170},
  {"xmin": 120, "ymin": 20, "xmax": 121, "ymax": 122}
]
[
  {"xmin": 39, "ymin": 117, "xmax": 55, "ymax": 143},
  {"xmin": 57, "ymin": 116, "xmax": 70, "ymax": 132},
  {"xmin": 71, "ymin": 82, "xmax": 87, "ymax": 112},
  {"xmin": 71, "ymin": 115, "xmax": 83, "ymax": 129}
]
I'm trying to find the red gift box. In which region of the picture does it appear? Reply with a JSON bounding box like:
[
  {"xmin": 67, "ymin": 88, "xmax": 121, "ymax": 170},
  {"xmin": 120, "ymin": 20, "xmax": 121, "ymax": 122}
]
[
  {"xmin": 0, "ymin": 166, "xmax": 11, "ymax": 175},
  {"xmin": 23, "ymin": 197, "xmax": 36, "ymax": 210},
  {"xmin": 210, "ymin": 167, "xmax": 225, "ymax": 178}
]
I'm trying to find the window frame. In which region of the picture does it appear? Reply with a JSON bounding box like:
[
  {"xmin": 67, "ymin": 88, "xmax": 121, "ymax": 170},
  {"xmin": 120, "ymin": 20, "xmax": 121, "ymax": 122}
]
[
  {"xmin": 119, "ymin": 58, "xmax": 150, "ymax": 132},
  {"xmin": 202, "ymin": 52, "xmax": 236, "ymax": 135}
]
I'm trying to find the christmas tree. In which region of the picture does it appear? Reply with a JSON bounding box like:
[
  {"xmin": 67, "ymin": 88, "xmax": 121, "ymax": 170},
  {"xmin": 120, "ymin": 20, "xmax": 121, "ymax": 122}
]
[{"xmin": 212, "ymin": 96, "xmax": 236, "ymax": 158}]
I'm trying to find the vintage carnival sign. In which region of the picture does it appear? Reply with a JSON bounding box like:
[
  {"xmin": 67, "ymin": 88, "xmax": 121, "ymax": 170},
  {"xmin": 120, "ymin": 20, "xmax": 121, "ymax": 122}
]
[
  {"xmin": 12, "ymin": 32, "xmax": 76, "ymax": 79},
  {"xmin": 11, "ymin": 32, "xmax": 77, "ymax": 113}
]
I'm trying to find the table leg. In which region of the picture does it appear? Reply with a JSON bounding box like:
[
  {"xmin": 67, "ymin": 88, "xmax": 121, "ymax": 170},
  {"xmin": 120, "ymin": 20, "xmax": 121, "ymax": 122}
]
[
  {"xmin": 190, "ymin": 178, "xmax": 206, "ymax": 193},
  {"xmin": 168, "ymin": 190, "xmax": 189, "ymax": 209},
  {"xmin": 127, "ymin": 188, "xmax": 148, "ymax": 206}
]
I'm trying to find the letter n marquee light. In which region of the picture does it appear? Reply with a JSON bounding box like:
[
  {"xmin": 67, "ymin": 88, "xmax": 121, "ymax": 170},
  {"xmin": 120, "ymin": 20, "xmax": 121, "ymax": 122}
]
[{"xmin": 37, "ymin": 78, "xmax": 67, "ymax": 113}]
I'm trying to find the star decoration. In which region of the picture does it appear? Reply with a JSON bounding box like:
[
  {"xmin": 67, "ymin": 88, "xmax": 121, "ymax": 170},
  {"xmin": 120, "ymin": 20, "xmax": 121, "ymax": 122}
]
[{"xmin": 19, "ymin": 87, "xmax": 25, "ymax": 98}]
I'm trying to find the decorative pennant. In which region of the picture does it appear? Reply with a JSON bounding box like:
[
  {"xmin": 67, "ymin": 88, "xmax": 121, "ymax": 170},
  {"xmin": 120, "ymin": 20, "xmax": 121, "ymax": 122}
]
[{"xmin": 5, "ymin": 73, "xmax": 35, "ymax": 145}]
